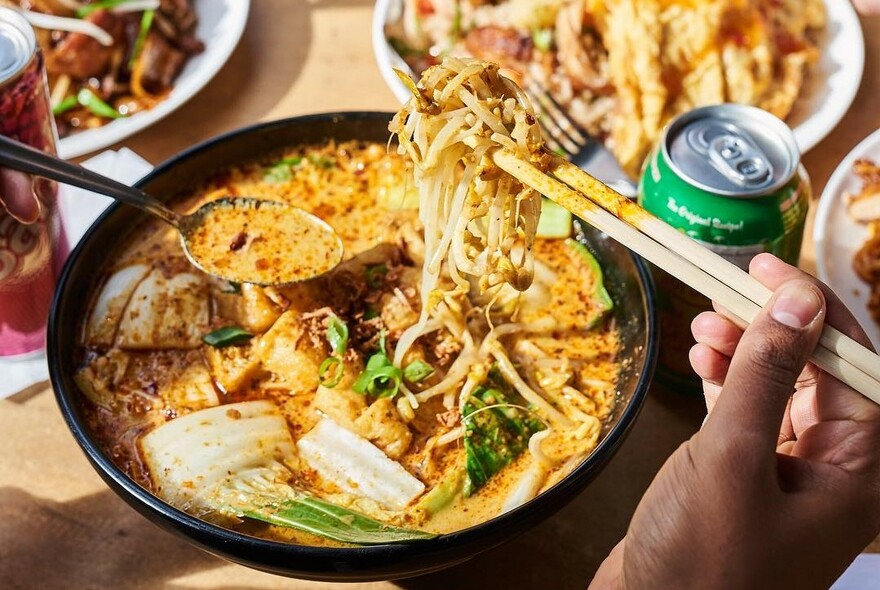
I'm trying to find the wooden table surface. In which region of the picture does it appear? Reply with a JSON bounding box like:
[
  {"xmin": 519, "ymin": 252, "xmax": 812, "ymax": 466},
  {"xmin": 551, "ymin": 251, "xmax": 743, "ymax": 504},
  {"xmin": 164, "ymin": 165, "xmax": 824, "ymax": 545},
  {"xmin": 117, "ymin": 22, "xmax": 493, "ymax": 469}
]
[{"xmin": 2, "ymin": 2, "xmax": 879, "ymax": 589}]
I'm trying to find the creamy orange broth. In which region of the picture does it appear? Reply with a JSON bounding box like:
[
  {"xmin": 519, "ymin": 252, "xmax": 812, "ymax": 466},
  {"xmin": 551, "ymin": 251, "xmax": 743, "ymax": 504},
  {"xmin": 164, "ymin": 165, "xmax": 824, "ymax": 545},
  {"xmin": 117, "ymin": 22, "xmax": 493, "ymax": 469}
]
[
  {"xmin": 183, "ymin": 199, "xmax": 342, "ymax": 285},
  {"xmin": 76, "ymin": 140, "xmax": 621, "ymax": 545}
]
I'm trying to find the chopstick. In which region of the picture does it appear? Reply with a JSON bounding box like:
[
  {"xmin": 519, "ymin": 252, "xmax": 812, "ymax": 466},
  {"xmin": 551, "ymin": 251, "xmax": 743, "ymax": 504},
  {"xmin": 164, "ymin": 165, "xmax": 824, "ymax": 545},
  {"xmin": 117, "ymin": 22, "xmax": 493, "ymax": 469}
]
[
  {"xmin": 490, "ymin": 149, "xmax": 880, "ymax": 405},
  {"xmin": 548, "ymin": 157, "xmax": 880, "ymax": 386}
]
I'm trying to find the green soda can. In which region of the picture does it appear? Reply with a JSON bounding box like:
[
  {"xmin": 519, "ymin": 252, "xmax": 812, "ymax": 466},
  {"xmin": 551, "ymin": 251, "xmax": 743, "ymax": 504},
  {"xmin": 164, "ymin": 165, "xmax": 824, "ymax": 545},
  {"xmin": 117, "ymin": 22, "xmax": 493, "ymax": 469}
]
[{"xmin": 638, "ymin": 104, "xmax": 810, "ymax": 392}]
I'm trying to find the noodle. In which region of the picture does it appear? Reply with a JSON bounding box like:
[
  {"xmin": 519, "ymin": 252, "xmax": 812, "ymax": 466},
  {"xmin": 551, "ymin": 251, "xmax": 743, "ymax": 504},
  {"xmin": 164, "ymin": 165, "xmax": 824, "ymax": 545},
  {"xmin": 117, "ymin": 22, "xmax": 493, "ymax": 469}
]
[{"xmin": 390, "ymin": 58, "xmax": 582, "ymax": 432}]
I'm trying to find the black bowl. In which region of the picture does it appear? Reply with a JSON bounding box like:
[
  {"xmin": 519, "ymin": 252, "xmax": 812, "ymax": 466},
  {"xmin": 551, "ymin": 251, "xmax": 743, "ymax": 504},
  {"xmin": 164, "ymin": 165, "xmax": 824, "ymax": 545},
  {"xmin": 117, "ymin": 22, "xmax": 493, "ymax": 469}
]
[{"xmin": 48, "ymin": 112, "xmax": 658, "ymax": 582}]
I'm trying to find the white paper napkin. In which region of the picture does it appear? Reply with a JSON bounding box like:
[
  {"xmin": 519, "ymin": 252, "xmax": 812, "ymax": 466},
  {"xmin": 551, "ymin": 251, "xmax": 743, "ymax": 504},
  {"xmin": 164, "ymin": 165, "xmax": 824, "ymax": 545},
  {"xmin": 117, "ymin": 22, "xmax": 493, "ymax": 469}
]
[
  {"xmin": 832, "ymin": 554, "xmax": 880, "ymax": 589},
  {"xmin": 0, "ymin": 148, "xmax": 153, "ymax": 399}
]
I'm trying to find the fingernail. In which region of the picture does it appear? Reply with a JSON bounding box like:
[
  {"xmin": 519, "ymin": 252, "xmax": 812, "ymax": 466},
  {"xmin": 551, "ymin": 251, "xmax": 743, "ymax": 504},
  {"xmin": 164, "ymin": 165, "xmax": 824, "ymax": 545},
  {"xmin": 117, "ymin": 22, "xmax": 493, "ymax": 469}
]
[{"xmin": 771, "ymin": 282, "xmax": 822, "ymax": 329}]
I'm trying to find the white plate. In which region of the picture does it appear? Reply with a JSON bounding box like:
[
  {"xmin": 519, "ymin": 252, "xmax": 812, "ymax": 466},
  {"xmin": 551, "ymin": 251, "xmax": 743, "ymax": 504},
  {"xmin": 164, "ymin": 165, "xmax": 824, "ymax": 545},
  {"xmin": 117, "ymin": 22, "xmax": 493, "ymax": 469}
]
[
  {"xmin": 786, "ymin": 0, "xmax": 864, "ymax": 154},
  {"xmin": 373, "ymin": 0, "xmax": 864, "ymax": 155},
  {"xmin": 814, "ymin": 128, "xmax": 880, "ymax": 351},
  {"xmin": 56, "ymin": 0, "xmax": 250, "ymax": 159}
]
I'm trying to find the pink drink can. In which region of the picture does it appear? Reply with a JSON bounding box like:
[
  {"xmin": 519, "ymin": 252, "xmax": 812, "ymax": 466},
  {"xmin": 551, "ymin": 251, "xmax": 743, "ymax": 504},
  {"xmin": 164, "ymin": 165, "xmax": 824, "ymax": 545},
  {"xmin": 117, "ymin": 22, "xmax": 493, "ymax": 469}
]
[{"xmin": 0, "ymin": 8, "xmax": 68, "ymax": 357}]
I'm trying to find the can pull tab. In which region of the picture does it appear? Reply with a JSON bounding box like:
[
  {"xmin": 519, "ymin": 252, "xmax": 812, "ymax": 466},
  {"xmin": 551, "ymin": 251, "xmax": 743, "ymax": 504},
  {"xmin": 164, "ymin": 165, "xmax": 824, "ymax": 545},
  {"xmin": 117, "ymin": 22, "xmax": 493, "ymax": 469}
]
[{"xmin": 686, "ymin": 122, "xmax": 773, "ymax": 189}]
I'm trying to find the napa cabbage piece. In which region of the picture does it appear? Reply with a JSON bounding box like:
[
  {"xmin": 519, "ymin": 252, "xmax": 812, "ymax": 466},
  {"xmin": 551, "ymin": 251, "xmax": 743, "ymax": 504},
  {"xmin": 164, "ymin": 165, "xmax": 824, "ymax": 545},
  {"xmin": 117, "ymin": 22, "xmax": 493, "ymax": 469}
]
[
  {"xmin": 116, "ymin": 270, "xmax": 209, "ymax": 349},
  {"xmin": 86, "ymin": 264, "xmax": 151, "ymax": 346},
  {"xmin": 297, "ymin": 417, "xmax": 426, "ymax": 511},
  {"xmin": 140, "ymin": 401, "xmax": 433, "ymax": 544},
  {"xmin": 140, "ymin": 400, "xmax": 296, "ymax": 511},
  {"xmin": 462, "ymin": 370, "xmax": 545, "ymax": 496}
]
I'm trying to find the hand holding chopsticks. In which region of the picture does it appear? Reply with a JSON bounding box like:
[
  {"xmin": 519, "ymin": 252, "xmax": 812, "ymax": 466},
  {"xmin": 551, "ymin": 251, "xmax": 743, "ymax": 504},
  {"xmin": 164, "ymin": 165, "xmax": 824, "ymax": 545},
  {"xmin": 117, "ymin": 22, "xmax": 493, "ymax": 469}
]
[{"xmin": 490, "ymin": 148, "xmax": 880, "ymax": 404}]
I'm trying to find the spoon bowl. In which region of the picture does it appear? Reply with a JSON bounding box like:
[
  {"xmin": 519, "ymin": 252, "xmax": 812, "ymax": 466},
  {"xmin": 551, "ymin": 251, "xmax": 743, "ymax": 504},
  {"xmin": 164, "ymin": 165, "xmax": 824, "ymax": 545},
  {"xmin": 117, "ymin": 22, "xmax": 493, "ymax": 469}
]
[
  {"xmin": 0, "ymin": 135, "xmax": 344, "ymax": 285},
  {"xmin": 179, "ymin": 196, "xmax": 343, "ymax": 285}
]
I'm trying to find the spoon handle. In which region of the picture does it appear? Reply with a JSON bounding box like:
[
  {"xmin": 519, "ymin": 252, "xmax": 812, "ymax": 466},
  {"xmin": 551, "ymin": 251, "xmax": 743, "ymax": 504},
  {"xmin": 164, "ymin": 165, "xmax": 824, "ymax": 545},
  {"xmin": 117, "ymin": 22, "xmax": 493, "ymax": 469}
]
[{"xmin": 0, "ymin": 135, "xmax": 179, "ymax": 226}]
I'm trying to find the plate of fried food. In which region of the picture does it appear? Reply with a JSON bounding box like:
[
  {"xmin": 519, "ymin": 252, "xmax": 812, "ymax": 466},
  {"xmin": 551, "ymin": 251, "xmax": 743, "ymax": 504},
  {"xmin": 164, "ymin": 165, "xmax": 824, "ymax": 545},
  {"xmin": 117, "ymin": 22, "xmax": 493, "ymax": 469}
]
[
  {"xmin": 374, "ymin": 0, "xmax": 864, "ymax": 177},
  {"xmin": 814, "ymin": 128, "xmax": 880, "ymax": 351},
  {"xmin": 10, "ymin": 0, "xmax": 249, "ymax": 159}
]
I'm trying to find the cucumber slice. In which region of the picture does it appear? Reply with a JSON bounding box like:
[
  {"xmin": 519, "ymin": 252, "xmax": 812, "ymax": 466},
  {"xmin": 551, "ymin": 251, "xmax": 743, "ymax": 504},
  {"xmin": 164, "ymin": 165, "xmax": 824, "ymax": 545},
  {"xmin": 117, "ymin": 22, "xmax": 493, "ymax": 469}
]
[{"xmin": 536, "ymin": 198, "xmax": 572, "ymax": 239}]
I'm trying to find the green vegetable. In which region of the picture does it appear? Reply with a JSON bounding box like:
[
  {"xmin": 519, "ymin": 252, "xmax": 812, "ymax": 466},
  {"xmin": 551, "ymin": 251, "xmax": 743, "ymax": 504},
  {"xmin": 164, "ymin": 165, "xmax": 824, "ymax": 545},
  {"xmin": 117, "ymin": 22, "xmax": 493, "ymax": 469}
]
[
  {"xmin": 263, "ymin": 157, "xmax": 303, "ymax": 183},
  {"xmin": 403, "ymin": 360, "xmax": 434, "ymax": 383},
  {"xmin": 129, "ymin": 9, "xmax": 155, "ymax": 69},
  {"xmin": 352, "ymin": 330, "xmax": 403, "ymax": 398},
  {"xmin": 242, "ymin": 495, "xmax": 435, "ymax": 544},
  {"xmin": 462, "ymin": 370, "xmax": 544, "ymax": 496},
  {"xmin": 388, "ymin": 37, "xmax": 424, "ymax": 58},
  {"xmin": 326, "ymin": 315, "xmax": 349, "ymax": 356},
  {"xmin": 52, "ymin": 95, "xmax": 79, "ymax": 116},
  {"xmin": 319, "ymin": 315, "xmax": 349, "ymax": 388},
  {"xmin": 202, "ymin": 325, "xmax": 253, "ymax": 347},
  {"xmin": 365, "ymin": 264, "xmax": 388, "ymax": 289},
  {"xmin": 76, "ymin": 0, "xmax": 136, "ymax": 17},
  {"xmin": 318, "ymin": 357, "xmax": 343, "ymax": 387},
  {"xmin": 363, "ymin": 307, "xmax": 379, "ymax": 320},
  {"xmin": 536, "ymin": 197, "xmax": 572, "ymax": 239},
  {"xmin": 262, "ymin": 155, "xmax": 332, "ymax": 183},
  {"xmin": 449, "ymin": 0, "xmax": 462, "ymax": 47},
  {"xmin": 532, "ymin": 28, "xmax": 554, "ymax": 52},
  {"xmin": 221, "ymin": 281, "xmax": 242, "ymax": 295},
  {"xmin": 77, "ymin": 89, "xmax": 123, "ymax": 119},
  {"xmin": 414, "ymin": 468, "xmax": 465, "ymax": 518},
  {"xmin": 308, "ymin": 155, "xmax": 334, "ymax": 169},
  {"xmin": 566, "ymin": 239, "xmax": 614, "ymax": 325}
]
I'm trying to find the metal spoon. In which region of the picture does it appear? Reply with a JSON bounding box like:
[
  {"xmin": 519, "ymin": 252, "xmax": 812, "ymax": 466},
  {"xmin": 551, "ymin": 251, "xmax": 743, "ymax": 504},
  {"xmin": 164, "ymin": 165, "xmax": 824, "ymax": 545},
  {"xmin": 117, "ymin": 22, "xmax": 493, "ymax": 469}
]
[{"xmin": 0, "ymin": 135, "xmax": 344, "ymax": 285}]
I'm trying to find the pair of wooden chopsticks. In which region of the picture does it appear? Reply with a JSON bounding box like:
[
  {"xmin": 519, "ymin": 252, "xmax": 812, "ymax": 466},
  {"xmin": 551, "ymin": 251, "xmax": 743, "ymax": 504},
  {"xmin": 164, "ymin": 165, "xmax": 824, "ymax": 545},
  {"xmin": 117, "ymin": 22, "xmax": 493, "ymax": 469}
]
[{"xmin": 491, "ymin": 148, "xmax": 880, "ymax": 405}]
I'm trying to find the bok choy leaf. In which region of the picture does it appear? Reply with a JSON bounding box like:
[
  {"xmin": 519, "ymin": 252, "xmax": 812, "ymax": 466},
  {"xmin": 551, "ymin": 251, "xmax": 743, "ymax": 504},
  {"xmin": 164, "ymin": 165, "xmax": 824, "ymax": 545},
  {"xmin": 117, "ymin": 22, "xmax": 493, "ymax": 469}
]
[
  {"xmin": 242, "ymin": 495, "xmax": 435, "ymax": 544},
  {"xmin": 462, "ymin": 369, "xmax": 545, "ymax": 496}
]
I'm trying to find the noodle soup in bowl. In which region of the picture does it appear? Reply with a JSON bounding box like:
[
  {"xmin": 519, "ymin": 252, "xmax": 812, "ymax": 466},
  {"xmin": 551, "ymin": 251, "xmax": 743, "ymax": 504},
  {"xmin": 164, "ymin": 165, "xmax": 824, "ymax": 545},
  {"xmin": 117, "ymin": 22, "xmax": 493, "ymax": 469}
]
[{"xmin": 48, "ymin": 112, "xmax": 658, "ymax": 581}]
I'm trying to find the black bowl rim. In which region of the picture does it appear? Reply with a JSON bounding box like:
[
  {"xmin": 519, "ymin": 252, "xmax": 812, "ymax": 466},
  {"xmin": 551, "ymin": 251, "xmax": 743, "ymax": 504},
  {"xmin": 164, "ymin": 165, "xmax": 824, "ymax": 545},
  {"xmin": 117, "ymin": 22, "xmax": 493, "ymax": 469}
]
[{"xmin": 48, "ymin": 111, "xmax": 658, "ymax": 568}]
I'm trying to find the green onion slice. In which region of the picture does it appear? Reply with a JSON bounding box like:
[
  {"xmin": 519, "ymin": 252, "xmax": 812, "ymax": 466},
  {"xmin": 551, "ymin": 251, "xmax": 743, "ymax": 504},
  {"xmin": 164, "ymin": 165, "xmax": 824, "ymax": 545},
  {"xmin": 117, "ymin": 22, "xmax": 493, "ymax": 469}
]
[
  {"xmin": 129, "ymin": 9, "xmax": 155, "ymax": 69},
  {"xmin": 263, "ymin": 157, "xmax": 303, "ymax": 183},
  {"xmin": 202, "ymin": 326, "xmax": 253, "ymax": 347},
  {"xmin": 403, "ymin": 360, "xmax": 434, "ymax": 383},
  {"xmin": 532, "ymin": 28, "xmax": 553, "ymax": 52},
  {"xmin": 319, "ymin": 357, "xmax": 344, "ymax": 388},
  {"xmin": 77, "ymin": 89, "xmax": 123, "ymax": 119},
  {"xmin": 365, "ymin": 264, "xmax": 388, "ymax": 289},
  {"xmin": 52, "ymin": 95, "xmax": 79, "ymax": 116},
  {"xmin": 76, "ymin": 0, "xmax": 137, "ymax": 17},
  {"xmin": 326, "ymin": 315, "xmax": 349, "ymax": 357}
]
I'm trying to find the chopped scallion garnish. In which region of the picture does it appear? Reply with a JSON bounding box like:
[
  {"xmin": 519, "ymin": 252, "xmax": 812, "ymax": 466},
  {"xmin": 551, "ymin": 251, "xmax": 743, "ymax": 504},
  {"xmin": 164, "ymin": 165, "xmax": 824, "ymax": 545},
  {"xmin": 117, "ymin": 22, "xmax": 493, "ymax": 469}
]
[
  {"xmin": 52, "ymin": 95, "xmax": 79, "ymax": 115},
  {"xmin": 319, "ymin": 356, "xmax": 344, "ymax": 388},
  {"xmin": 403, "ymin": 360, "xmax": 434, "ymax": 383},
  {"xmin": 76, "ymin": 0, "xmax": 137, "ymax": 17},
  {"xmin": 263, "ymin": 157, "xmax": 304, "ymax": 183},
  {"xmin": 327, "ymin": 315, "xmax": 349, "ymax": 357},
  {"xmin": 352, "ymin": 330, "xmax": 403, "ymax": 398},
  {"xmin": 365, "ymin": 264, "xmax": 388, "ymax": 289},
  {"xmin": 532, "ymin": 28, "xmax": 554, "ymax": 52},
  {"xmin": 129, "ymin": 9, "xmax": 155, "ymax": 69},
  {"xmin": 308, "ymin": 155, "xmax": 334, "ymax": 169},
  {"xmin": 202, "ymin": 326, "xmax": 253, "ymax": 347},
  {"xmin": 77, "ymin": 89, "xmax": 123, "ymax": 119},
  {"xmin": 319, "ymin": 315, "xmax": 349, "ymax": 388}
]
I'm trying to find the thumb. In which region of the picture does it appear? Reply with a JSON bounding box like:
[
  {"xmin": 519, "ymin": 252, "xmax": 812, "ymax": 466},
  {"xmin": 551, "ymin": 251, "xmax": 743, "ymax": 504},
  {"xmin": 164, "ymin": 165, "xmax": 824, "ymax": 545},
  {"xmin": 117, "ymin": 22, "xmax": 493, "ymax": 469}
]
[
  {"xmin": 0, "ymin": 168, "xmax": 41, "ymax": 224},
  {"xmin": 703, "ymin": 279, "xmax": 825, "ymax": 456}
]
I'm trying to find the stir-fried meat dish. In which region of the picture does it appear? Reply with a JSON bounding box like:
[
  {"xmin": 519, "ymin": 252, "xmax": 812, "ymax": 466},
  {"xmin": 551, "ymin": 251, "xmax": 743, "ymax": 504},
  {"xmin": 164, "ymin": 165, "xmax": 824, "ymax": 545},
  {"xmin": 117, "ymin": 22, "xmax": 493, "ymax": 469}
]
[{"xmin": 12, "ymin": 0, "xmax": 203, "ymax": 137}]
